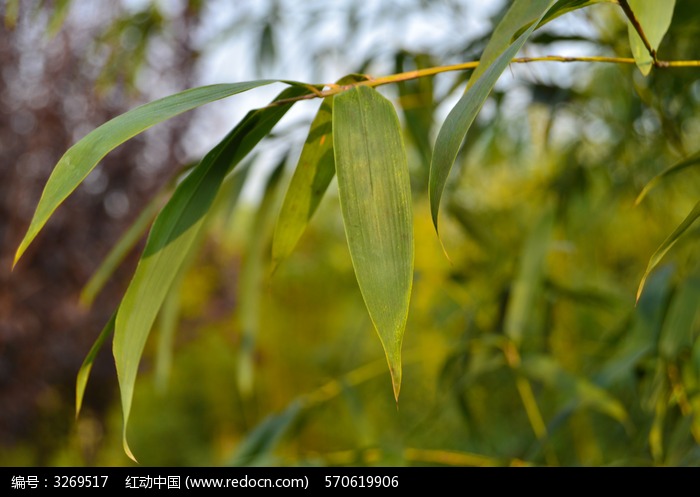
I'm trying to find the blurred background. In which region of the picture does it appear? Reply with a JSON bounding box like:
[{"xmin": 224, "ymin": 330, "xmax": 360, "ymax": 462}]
[{"xmin": 1, "ymin": 0, "xmax": 699, "ymax": 466}]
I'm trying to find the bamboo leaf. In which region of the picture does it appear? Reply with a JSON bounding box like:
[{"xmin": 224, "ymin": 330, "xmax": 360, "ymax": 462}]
[
  {"xmin": 430, "ymin": 1, "xmax": 555, "ymax": 233},
  {"xmin": 333, "ymin": 85, "xmax": 414, "ymax": 401},
  {"xmin": 272, "ymin": 75, "xmax": 367, "ymax": 271},
  {"xmin": 635, "ymin": 150, "xmax": 700, "ymax": 205},
  {"xmin": 468, "ymin": 0, "xmax": 553, "ymax": 88},
  {"xmin": 14, "ymin": 80, "xmax": 276, "ymax": 266},
  {"xmin": 113, "ymin": 86, "xmax": 308, "ymax": 461},
  {"xmin": 512, "ymin": 0, "xmax": 614, "ymax": 41},
  {"xmin": 626, "ymin": 0, "xmax": 676, "ymax": 76},
  {"xmin": 75, "ymin": 313, "xmax": 115, "ymax": 418},
  {"xmin": 637, "ymin": 201, "xmax": 700, "ymax": 303},
  {"xmin": 271, "ymin": 99, "xmax": 334, "ymax": 270}
]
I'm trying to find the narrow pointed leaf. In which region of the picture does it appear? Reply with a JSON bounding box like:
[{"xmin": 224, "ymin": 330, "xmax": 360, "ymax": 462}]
[
  {"xmin": 272, "ymin": 75, "xmax": 367, "ymax": 271},
  {"xmin": 468, "ymin": 0, "xmax": 553, "ymax": 88},
  {"xmin": 636, "ymin": 150, "xmax": 700, "ymax": 205},
  {"xmin": 333, "ymin": 86, "xmax": 414, "ymax": 401},
  {"xmin": 113, "ymin": 86, "xmax": 308, "ymax": 461},
  {"xmin": 512, "ymin": 0, "xmax": 614, "ymax": 41},
  {"xmin": 271, "ymin": 100, "xmax": 334, "ymax": 269},
  {"xmin": 14, "ymin": 80, "xmax": 276, "ymax": 266},
  {"xmin": 430, "ymin": 2, "xmax": 555, "ymax": 233},
  {"xmin": 637, "ymin": 201, "xmax": 700, "ymax": 302},
  {"xmin": 626, "ymin": 0, "xmax": 676, "ymax": 76},
  {"xmin": 76, "ymin": 312, "xmax": 115, "ymax": 418}
]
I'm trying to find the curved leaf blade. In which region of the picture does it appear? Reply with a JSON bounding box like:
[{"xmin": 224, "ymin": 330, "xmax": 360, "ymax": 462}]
[
  {"xmin": 14, "ymin": 80, "xmax": 275, "ymax": 266},
  {"xmin": 626, "ymin": 0, "xmax": 676, "ymax": 76},
  {"xmin": 113, "ymin": 86, "xmax": 308, "ymax": 461},
  {"xmin": 637, "ymin": 201, "xmax": 700, "ymax": 302},
  {"xmin": 272, "ymin": 75, "xmax": 368, "ymax": 271},
  {"xmin": 468, "ymin": 0, "xmax": 553, "ymax": 88},
  {"xmin": 333, "ymin": 86, "xmax": 414, "ymax": 401},
  {"xmin": 430, "ymin": 1, "xmax": 555, "ymax": 233},
  {"xmin": 512, "ymin": 0, "xmax": 614, "ymax": 41},
  {"xmin": 76, "ymin": 312, "xmax": 115, "ymax": 418},
  {"xmin": 271, "ymin": 98, "xmax": 335, "ymax": 270}
]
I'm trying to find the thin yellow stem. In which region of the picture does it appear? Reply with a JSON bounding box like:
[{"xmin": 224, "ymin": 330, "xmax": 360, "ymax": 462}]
[{"xmin": 266, "ymin": 54, "xmax": 700, "ymax": 109}]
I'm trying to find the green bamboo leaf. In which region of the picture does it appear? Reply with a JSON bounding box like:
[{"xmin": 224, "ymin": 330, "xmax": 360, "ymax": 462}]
[
  {"xmin": 430, "ymin": 1, "xmax": 555, "ymax": 233},
  {"xmin": 75, "ymin": 312, "xmax": 115, "ymax": 418},
  {"xmin": 272, "ymin": 75, "xmax": 367, "ymax": 271},
  {"xmin": 156, "ymin": 163, "xmax": 252, "ymax": 394},
  {"xmin": 113, "ymin": 86, "xmax": 308, "ymax": 461},
  {"xmin": 637, "ymin": 201, "xmax": 700, "ymax": 303},
  {"xmin": 468, "ymin": 0, "xmax": 553, "ymax": 88},
  {"xmin": 626, "ymin": 0, "xmax": 676, "ymax": 76},
  {"xmin": 333, "ymin": 85, "xmax": 414, "ymax": 401},
  {"xmin": 635, "ymin": 150, "xmax": 700, "ymax": 205},
  {"xmin": 271, "ymin": 99, "xmax": 334, "ymax": 270},
  {"xmin": 504, "ymin": 207, "xmax": 555, "ymax": 345},
  {"xmin": 80, "ymin": 190, "xmax": 166, "ymax": 308},
  {"xmin": 512, "ymin": 0, "xmax": 614, "ymax": 41},
  {"xmin": 14, "ymin": 80, "xmax": 276, "ymax": 267}
]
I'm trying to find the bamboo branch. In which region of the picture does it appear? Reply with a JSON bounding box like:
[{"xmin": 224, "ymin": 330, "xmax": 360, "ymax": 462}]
[{"xmin": 268, "ymin": 54, "xmax": 700, "ymax": 108}]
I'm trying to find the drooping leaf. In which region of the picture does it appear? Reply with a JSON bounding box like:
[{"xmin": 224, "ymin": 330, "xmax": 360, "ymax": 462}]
[
  {"xmin": 504, "ymin": 207, "xmax": 555, "ymax": 345},
  {"xmin": 271, "ymin": 100, "xmax": 334, "ymax": 271},
  {"xmin": 626, "ymin": 0, "xmax": 676, "ymax": 76},
  {"xmin": 80, "ymin": 189, "xmax": 166, "ymax": 308},
  {"xmin": 430, "ymin": 1, "xmax": 555, "ymax": 233},
  {"xmin": 637, "ymin": 201, "xmax": 700, "ymax": 302},
  {"xmin": 113, "ymin": 86, "xmax": 309, "ymax": 461},
  {"xmin": 333, "ymin": 85, "xmax": 414, "ymax": 401},
  {"xmin": 156, "ymin": 164, "xmax": 252, "ymax": 394},
  {"xmin": 75, "ymin": 312, "xmax": 115, "ymax": 418},
  {"xmin": 512, "ymin": 0, "xmax": 615, "ymax": 40},
  {"xmin": 635, "ymin": 150, "xmax": 700, "ymax": 205},
  {"xmin": 272, "ymin": 75, "xmax": 368, "ymax": 271},
  {"xmin": 468, "ymin": 0, "xmax": 553, "ymax": 88},
  {"xmin": 14, "ymin": 80, "xmax": 276, "ymax": 266}
]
